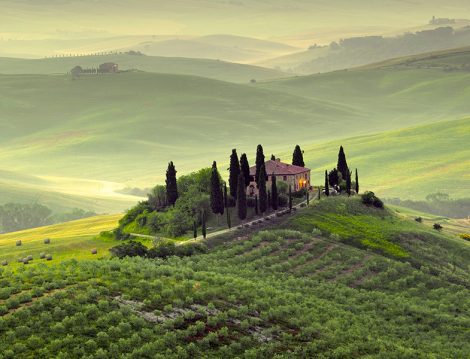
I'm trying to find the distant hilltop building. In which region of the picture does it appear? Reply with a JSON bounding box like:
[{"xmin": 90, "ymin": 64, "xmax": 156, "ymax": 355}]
[
  {"xmin": 247, "ymin": 159, "xmax": 311, "ymax": 196},
  {"xmin": 430, "ymin": 16, "xmax": 456, "ymax": 25},
  {"xmin": 99, "ymin": 62, "xmax": 119, "ymax": 73}
]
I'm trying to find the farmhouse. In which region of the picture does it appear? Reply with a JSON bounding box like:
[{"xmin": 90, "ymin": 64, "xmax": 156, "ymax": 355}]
[
  {"xmin": 247, "ymin": 159, "xmax": 311, "ymax": 196},
  {"xmin": 99, "ymin": 62, "xmax": 119, "ymax": 73}
]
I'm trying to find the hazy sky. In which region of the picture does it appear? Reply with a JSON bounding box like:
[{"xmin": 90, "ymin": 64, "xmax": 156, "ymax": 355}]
[{"xmin": 2, "ymin": 0, "xmax": 470, "ymax": 43}]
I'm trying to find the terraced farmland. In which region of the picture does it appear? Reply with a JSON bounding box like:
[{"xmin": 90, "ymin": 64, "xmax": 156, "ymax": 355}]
[{"xmin": 1, "ymin": 198, "xmax": 469, "ymax": 357}]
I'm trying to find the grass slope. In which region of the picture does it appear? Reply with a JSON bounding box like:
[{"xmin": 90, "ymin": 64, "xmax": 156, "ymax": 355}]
[
  {"xmin": 0, "ymin": 71, "xmax": 356, "ymax": 184},
  {"xmin": 0, "ymin": 214, "xmax": 121, "ymax": 265},
  {"xmin": 0, "ymin": 54, "xmax": 287, "ymax": 83},
  {"xmin": 0, "ymin": 170, "xmax": 139, "ymax": 213},
  {"xmin": 0, "ymin": 197, "xmax": 468, "ymax": 357},
  {"xmin": 294, "ymin": 118, "xmax": 470, "ymax": 199}
]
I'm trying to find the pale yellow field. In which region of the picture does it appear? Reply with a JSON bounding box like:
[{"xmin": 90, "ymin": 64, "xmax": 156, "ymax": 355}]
[{"xmin": 0, "ymin": 214, "xmax": 122, "ymax": 266}]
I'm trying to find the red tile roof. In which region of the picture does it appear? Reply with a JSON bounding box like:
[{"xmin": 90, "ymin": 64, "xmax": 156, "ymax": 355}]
[{"xmin": 249, "ymin": 160, "xmax": 310, "ymax": 176}]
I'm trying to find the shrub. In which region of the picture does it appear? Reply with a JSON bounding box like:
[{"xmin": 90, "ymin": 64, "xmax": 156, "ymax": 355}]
[
  {"xmin": 40, "ymin": 253, "xmax": 46, "ymax": 259},
  {"xmin": 415, "ymin": 217, "xmax": 422, "ymax": 223},
  {"xmin": 361, "ymin": 191, "xmax": 384, "ymax": 208},
  {"xmin": 460, "ymin": 233, "xmax": 470, "ymax": 241},
  {"xmin": 433, "ymin": 223, "xmax": 443, "ymax": 231},
  {"xmin": 1, "ymin": 260, "xmax": 7, "ymax": 266},
  {"xmin": 91, "ymin": 249, "xmax": 98, "ymax": 255},
  {"xmin": 109, "ymin": 241, "xmax": 148, "ymax": 258},
  {"xmin": 16, "ymin": 240, "xmax": 22, "ymax": 246},
  {"xmin": 46, "ymin": 255, "xmax": 53, "ymax": 261},
  {"xmin": 44, "ymin": 238, "xmax": 51, "ymax": 244},
  {"xmin": 147, "ymin": 240, "xmax": 176, "ymax": 259}
]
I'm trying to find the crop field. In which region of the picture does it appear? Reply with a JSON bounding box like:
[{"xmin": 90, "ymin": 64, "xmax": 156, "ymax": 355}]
[
  {"xmin": 0, "ymin": 197, "xmax": 469, "ymax": 357},
  {"xmin": 0, "ymin": 214, "xmax": 122, "ymax": 266}
]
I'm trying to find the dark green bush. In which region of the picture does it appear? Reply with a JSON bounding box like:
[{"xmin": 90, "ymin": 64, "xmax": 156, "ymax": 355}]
[
  {"xmin": 109, "ymin": 241, "xmax": 148, "ymax": 258},
  {"xmin": 361, "ymin": 191, "xmax": 384, "ymax": 208}
]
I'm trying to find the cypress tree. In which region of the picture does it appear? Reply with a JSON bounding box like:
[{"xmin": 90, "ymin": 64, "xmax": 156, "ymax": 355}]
[
  {"xmin": 271, "ymin": 154, "xmax": 276, "ymax": 161},
  {"xmin": 317, "ymin": 185, "xmax": 321, "ymax": 200},
  {"xmin": 346, "ymin": 170, "xmax": 351, "ymax": 197},
  {"xmin": 355, "ymin": 168, "xmax": 359, "ymax": 194},
  {"xmin": 240, "ymin": 153, "xmax": 251, "ymax": 187},
  {"xmin": 254, "ymin": 195, "xmax": 259, "ymax": 215},
  {"xmin": 228, "ymin": 149, "xmax": 240, "ymax": 200},
  {"xmin": 337, "ymin": 146, "xmax": 349, "ymax": 180},
  {"xmin": 258, "ymin": 164, "xmax": 268, "ymax": 214},
  {"xmin": 306, "ymin": 191, "xmax": 310, "ymax": 206},
  {"xmin": 237, "ymin": 173, "xmax": 247, "ymax": 220},
  {"xmin": 328, "ymin": 168, "xmax": 339, "ymax": 187},
  {"xmin": 292, "ymin": 145, "xmax": 305, "ymax": 167},
  {"xmin": 271, "ymin": 173, "xmax": 278, "ymax": 210},
  {"xmin": 267, "ymin": 190, "xmax": 272, "ymax": 210},
  {"xmin": 224, "ymin": 183, "xmax": 231, "ymax": 229},
  {"xmin": 324, "ymin": 170, "xmax": 330, "ymax": 197},
  {"xmin": 165, "ymin": 161, "xmax": 178, "ymax": 206},
  {"xmin": 193, "ymin": 221, "xmax": 197, "ymax": 239},
  {"xmin": 201, "ymin": 211, "xmax": 207, "ymax": 239},
  {"xmin": 210, "ymin": 161, "xmax": 224, "ymax": 216},
  {"xmin": 255, "ymin": 144, "xmax": 265, "ymax": 186}
]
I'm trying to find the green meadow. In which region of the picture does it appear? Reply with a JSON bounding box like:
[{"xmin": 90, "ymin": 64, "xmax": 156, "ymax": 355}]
[
  {"xmin": 0, "ymin": 54, "xmax": 287, "ymax": 83},
  {"xmin": 296, "ymin": 117, "xmax": 470, "ymax": 200},
  {"xmin": 0, "ymin": 48, "xmax": 470, "ymax": 212},
  {"xmin": 0, "ymin": 214, "xmax": 122, "ymax": 265}
]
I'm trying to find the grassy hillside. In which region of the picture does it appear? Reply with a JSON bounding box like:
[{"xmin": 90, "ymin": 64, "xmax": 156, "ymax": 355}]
[
  {"xmin": 258, "ymin": 28, "xmax": 470, "ymax": 74},
  {"xmin": 0, "ymin": 54, "xmax": 287, "ymax": 83},
  {"xmin": 0, "ymin": 197, "xmax": 468, "ymax": 357},
  {"xmin": 0, "ymin": 170, "xmax": 139, "ymax": 213},
  {"xmin": 0, "ymin": 71, "xmax": 358, "ymax": 184},
  {"xmin": 124, "ymin": 35, "xmax": 299, "ymax": 64},
  {"xmin": 291, "ymin": 118, "xmax": 470, "ymax": 200},
  {"xmin": 0, "ymin": 214, "xmax": 121, "ymax": 265}
]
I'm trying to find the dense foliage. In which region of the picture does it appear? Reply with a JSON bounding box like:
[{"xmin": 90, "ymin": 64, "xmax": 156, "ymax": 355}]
[{"xmin": 117, "ymin": 168, "xmax": 214, "ymax": 238}]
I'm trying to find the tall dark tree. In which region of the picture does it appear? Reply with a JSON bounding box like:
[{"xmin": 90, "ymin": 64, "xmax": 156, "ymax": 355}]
[
  {"xmin": 292, "ymin": 145, "xmax": 305, "ymax": 167},
  {"xmin": 346, "ymin": 170, "xmax": 352, "ymax": 197},
  {"xmin": 254, "ymin": 195, "xmax": 259, "ymax": 215},
  {"xmin": 193, "ymin": 221, "xmax": 198, "ymax": 239},
  {"xmin": 324, "ymin": 170, "xmax": 330, "ymax": 197},
  {"xmin": 255, "ymin": 144, "xmax": 265, "ymax": 186},
  {"xmin": 228, "ymin": 149, "xmax": 240, "ymax": 199},
  {"xmin": 355, "ymin": 168, "xmax": 359, "ymax": 194},
  {"xmin": 258, "ymin": 164, "xmax": 268, "ymax": 213},
  {"xmin": 201, "ymin": 211, "xmax": 207, "ymax": 239},
  {"xmin": 165, "ymin": 161, "xmax": 178, "ymax": 206},
  {"xmin": 271, "ymin": 173, "xmax": 278, "ymax": 210},
  {"xmin": 210, "ymin": 161, "xmax": 224, "ymax": 216},
  {"xmin": 237, "ymin": 173, "xmax": 247, "ymax": 220},
  {"xmin": 337, "ymin": 146, "xmax": 349, "ymax": 180},
  {"xmin": 267, "ymin": 190, "xmax": 272, "ymax": 210},
  {"xmin": 270, "ymin": 154, "xmax": 276, "ymax": 161},
  {"xmin": 240, "ymin": 153, "xmax": 251, "ymax": 187},
  {"xmin": 328, "ymin": 168, "xmax": 340, "ymax": 187},
  {"xmin": 224, "ymin": 183, "xmax": 231, "ymax": 229}
]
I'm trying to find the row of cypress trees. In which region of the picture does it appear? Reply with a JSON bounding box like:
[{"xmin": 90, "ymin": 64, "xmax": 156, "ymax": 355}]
[{"xmin": 165, "ymin": 144, "xmax": 308, "ymax": 238}]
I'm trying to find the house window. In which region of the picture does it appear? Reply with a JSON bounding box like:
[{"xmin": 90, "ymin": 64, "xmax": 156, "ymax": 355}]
[{"xmin": 283, "ymin": 176, "xmax": 287, "ymax": 181}]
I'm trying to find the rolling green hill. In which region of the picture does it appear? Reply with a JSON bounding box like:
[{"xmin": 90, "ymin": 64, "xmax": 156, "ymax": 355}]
[
  {"xmin": 0, "ymin": 54, "xmax": 287, "ymax": 83},
  {"xmin": 293, "ymin": 118, "xmax": 470, "ymax": 200},
  {"xmin": 1, "ymin": 49, "xmax": 470, "ymax": 205},
  {"xmin": 0, "ymin": 214, "xmax": 122, "ymax": 265},
  {"xmin": 1, "ymin": 197, "xmax": 468, "ymax": 357}
]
